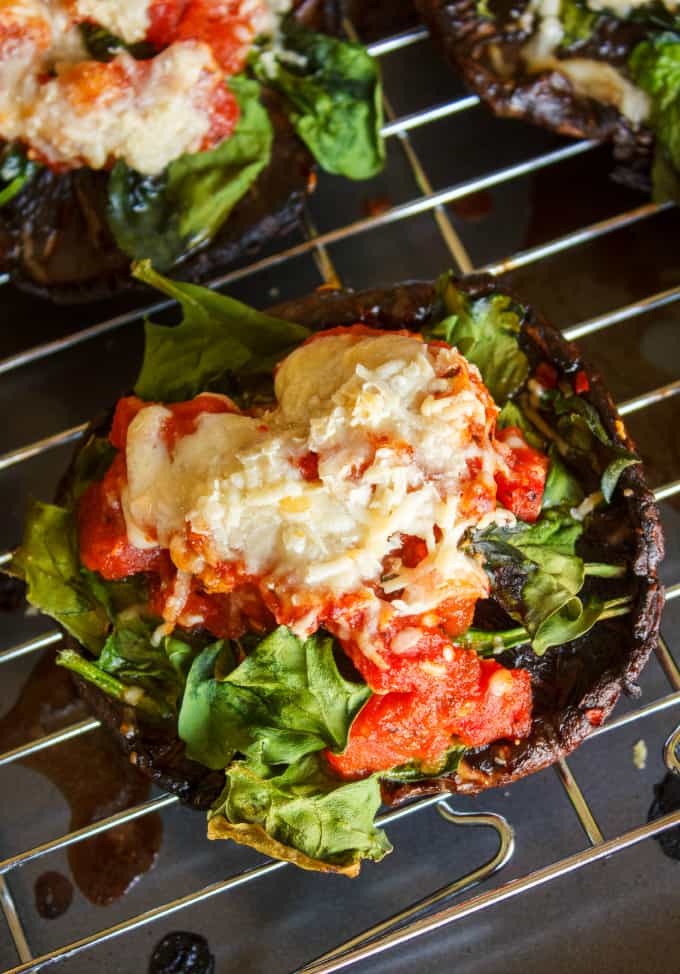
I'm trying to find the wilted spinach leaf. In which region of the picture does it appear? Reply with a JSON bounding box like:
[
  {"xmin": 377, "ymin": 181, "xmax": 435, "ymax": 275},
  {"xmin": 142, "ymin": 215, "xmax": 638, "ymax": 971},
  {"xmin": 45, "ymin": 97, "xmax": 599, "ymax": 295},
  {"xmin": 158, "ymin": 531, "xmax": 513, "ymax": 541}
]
[
  {"xmin": 132, "ymin": 262, "xmax": 310, "ymax": 401},
  {"xmin": 0, "ymin": 144, "xmax": 40, "ymax": 207},
  {"xmin": 9, "ymin": 501, "xmax": 110, "ymax": 652},
  {"xmin": 79, "ymin": 23, "xmax": 154, "ymax": 61},
  {"xmin": 426, "ymin": 273, "xmax": 530, "ymax": 404},
  {"xmin": 559, "ymin": 0, "xmax": 599, "ymax": 47},
  {"xmin": 208, "ymin": 753, "xmax": 391, "ymax": 875},
  {"xmin": 548, "ymin": 391, "xmax": 640, "ymax": 501},
  {"xmin": 253, "ymin": 20, "xmax": 384, "ymax": 179},
  {"xmin": 471, "ymin": 507, "xmax": 619, "ymax": 654},
  {"xmin": 178, "ymin": 628, "xmax": 371, "ymax": 770},
  {"xmin": 542, "ymin": 445, "xmax": 585, "ymax": 509},
  {"xmin": 630, "ymin": 34, "xmax": 680, "ymax": 200},
  {"xmin": 107, "ymin": 75, "xmax": 272, "ymax": 269}
]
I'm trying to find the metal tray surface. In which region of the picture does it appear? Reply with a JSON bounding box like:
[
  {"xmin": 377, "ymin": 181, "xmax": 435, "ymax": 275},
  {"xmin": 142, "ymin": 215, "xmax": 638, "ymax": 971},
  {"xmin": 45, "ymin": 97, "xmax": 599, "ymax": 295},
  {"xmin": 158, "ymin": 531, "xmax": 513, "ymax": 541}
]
[{"xmin": 0, "ymin": 19, "xmax": 679, "ymax": 974}]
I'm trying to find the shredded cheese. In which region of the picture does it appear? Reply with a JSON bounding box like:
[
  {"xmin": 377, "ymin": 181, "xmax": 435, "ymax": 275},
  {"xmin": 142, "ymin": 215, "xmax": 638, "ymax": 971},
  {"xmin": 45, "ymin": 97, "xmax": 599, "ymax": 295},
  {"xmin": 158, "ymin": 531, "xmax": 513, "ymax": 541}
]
[{"xmin": 123, "ymin": 333, "xmax": 511, "ymax": 643}]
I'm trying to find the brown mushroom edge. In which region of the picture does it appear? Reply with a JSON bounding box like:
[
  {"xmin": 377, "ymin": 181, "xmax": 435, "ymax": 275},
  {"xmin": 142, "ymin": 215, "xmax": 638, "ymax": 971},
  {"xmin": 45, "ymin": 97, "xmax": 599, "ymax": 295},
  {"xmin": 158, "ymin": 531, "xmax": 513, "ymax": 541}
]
[
  {"xmin": 415, "ymin": 0, "xmax": 655, "ymax": 188},
  {"xmin": 60, "ymin": 274, "xmax": 664, "ymax": 811}
]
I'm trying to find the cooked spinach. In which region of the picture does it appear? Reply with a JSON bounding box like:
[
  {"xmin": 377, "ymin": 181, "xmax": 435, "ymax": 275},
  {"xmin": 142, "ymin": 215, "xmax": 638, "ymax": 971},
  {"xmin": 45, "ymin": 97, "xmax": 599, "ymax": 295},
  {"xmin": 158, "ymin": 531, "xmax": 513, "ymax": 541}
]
[
  {"xmin": 8, "ymin": 501, "xmax": 110, "ymax": 652},
  {"xmin": 0, "ymin": 144, "xmax": 40, "ymax": 208},
  {"xmin": 470, "ymin": 507, "xmax": 628, "ymax": 654},
  {"xmin": 132, "ymin": 262, "xmax": 310, "ymax": 401},
  {"xmin": 208, "ymin": 753, "xmax": 391, "ymax": 875},
  {"xmin": 79, "ymin": 23, "xmax": 155, "ymax": 61},
  {"xmin": 630, "ymin": 33, "xmax": 680, "ymax": 202},
  {"xmin": 107, "ymin": 75, "xmax": 272, "ymax": 270},
  {"xmin": 252, "ymin": 20, "xmax": 384, "ymax": 179},
  {"xmin": 426, "ymin": 273, "xmax": 530, "ymax": 404},
  {"xmin": 178, "ymin": 628, "xmax": 371, "ymax": 770}
]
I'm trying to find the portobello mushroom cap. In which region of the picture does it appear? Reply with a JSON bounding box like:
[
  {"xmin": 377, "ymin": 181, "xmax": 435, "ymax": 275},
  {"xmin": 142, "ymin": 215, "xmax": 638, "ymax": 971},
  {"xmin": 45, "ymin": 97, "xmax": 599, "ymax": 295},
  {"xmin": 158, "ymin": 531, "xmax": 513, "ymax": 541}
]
[
  {"xmin": 0, "ymin": 0, "xmax": 340, "ymax": 304},
  {"xmin": 415, "ymin": 0, "xmax": 655, "ymax": 186},
  {"xmin": 59, "ymin": 275, "xmax": 664, "ymax": 808}
]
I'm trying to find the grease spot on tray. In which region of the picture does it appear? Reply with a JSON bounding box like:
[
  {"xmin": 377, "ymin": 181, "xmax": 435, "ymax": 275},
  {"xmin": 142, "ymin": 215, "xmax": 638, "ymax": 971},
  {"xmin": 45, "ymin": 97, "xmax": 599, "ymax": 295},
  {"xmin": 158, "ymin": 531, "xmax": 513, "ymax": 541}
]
[
  {"xmin": 0, "ymin": 651, "xmax": 163, "ymax": 906},
  {"xmin": 34, "ymin": 871, "xmax": 73, "ymax": 919},
  {"xmin": 648, "ymin": 772, "xmax": 680, "ymax": 861},
  {"xmin": 149, "ymin": 932, "xmax": 215, "ymax": 974}
]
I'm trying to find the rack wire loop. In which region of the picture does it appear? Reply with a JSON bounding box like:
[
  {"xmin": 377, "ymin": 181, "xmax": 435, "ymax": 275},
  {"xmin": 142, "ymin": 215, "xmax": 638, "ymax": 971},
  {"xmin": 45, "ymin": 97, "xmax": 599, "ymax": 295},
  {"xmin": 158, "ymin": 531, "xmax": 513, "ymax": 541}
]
[{"xmin": 301, "ymin": 805, "xmax": 514, "ymax": 971}]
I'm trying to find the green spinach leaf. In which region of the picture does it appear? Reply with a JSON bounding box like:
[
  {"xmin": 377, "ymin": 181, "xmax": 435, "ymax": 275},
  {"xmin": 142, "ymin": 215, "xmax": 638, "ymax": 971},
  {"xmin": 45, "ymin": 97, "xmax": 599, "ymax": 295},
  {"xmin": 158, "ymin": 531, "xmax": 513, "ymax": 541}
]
[
  {"xmin": 559, "ymin": 0, "xmax": 599, "ymax": 47},
  {"xmin": 9, "ymin": 501, "xmax": 109, "ymax": 652},
  {"xmin": 107, "ymin": 75, "xmax": 272, "ymax": 270},
  {"xmin": 132, "ymin": 261, "xmax": 310, "ymax": 401},
  {"xmin": 630, "ymin": 34, "xmax": 680, "ymax": 199},
  {"xmin": 471, "ymin": 507, "xmax": 620, "ymax": 654},
  {"xmin": 208, "ymin": 753, "xmax": 391, "ymax": 875},
  {"xmin": 549, "ymin": 391, "xmax": 640, "ymax": 501},
  {"xmin": 79, "ymin": 22, "xmax": 155, "ymax": 61},
  {"xmin": 178, "ymin": 628, "xmax": 371, "ymax": 770},
  {"xmin": 383, "ymin": 746, "xmax": 466, "ymax": 782},
  {"xmin": 427, "ymin": 273, "xmax": 530, "ymax": 404},
  {"xmin": 253, "ymin": 21, "xmax": 384, "ymax": 179},
  {"xmin": 497, "ymin": 400, "xmax": 544, "ymax": 449},
  {"xmin": 0, "ymin": 144, "xmax": 40, "ymax": 208},
  {"xmin": 542, "ymin": 445, "xmax": 585, "ymax": 509}
]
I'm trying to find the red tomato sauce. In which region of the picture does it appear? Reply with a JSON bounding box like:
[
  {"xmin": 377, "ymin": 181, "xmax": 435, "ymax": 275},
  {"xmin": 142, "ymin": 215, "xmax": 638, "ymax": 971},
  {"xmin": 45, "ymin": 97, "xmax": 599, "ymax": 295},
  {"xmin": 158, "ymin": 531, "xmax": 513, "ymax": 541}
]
[
  {"xmin": 494, "ymin": 426, "xmax": 549, "ymax": 523},
  {"xmin": 327, "ymin": 658, "xmax": 532, "ymax": 778},
  {"xmin": 78, "ymin": 454, "xmax": 166, "ymax": 580}
]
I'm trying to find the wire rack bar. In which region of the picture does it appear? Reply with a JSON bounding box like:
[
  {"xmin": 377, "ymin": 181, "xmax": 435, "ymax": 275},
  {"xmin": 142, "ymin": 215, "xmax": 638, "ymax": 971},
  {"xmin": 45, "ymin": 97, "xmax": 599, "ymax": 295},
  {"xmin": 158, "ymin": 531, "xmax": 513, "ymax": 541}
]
[
  {"xmin": 0, "ymin": 794, "xmax": 446, "ymax": 974},
  {"xmin": 0, "ymin": 796, "xmax": 177, "ymax": 877},
  {"xmin": 553, "ymin": 760, "xmax": 604, "ymax": 844},
  {"xmin": 564, "ymin": 285, "xmax": 680, "ymax": 341},
  {"xmin": 0, "ymin": 719, "xmax": 100, "ymax": 768},
  {"xmin": 592, "ymin": 688, "xmax": 680, "ymax": 736},
  {"xmin": 365, "ymin": 26, "xmax": 429, "ymax": 57},
  {"xmin": 0, "ymin": 631, "xmax": 61, "ymax": 665},
  {"xmin": 655, "ymin": 635, "xmax": 680, "ymax": 692},
  {"xmin": 0, "ymin": 424, "xmax": 87, "ymax": 472},
  {"xmin": 0, "ymin": 140, "xmax": 596, "ymax": 382},
  {"xmin": 0, "ymin": 878, "xmax": 31, "ymax": 965},
  {"xmin": 664, "ymin": 724, "xmax": 680, "ymax": 773},
  {"xmin": 297, "ymin": 807, "xmax": 680, "ymax": 974},
  {"xmin": 381, "ymin": 96, "xmax": 480, "ymax": 138},
  {"xmin": 654, "ymin": 480, "xmax": 680, "ymax": 502},
  {"xmin": 481, "ymin": 201, "xmax": 673, "ymax": 277},
  {"xmin": 618, "ymin": 379, "xmax": 680, "ymax": 417},
  {"xmin": 666, "ymin": 581, "xmax": 680, "ymax": 601}
]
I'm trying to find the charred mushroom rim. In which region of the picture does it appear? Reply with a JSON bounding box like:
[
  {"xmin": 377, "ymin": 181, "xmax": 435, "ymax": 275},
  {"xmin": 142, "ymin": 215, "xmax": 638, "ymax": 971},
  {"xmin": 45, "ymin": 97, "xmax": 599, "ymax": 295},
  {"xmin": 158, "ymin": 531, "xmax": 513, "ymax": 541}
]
[
  {"xmin": 416, "ymin": 0, "xmax": 680, "ymax": 197},
  {"xmin": 0, "ymin": 1, "xmax": 385, "ymax": 303},
  {"xmin": 9, "ymin": 263, "xmax": 663, "ymax": 876}
]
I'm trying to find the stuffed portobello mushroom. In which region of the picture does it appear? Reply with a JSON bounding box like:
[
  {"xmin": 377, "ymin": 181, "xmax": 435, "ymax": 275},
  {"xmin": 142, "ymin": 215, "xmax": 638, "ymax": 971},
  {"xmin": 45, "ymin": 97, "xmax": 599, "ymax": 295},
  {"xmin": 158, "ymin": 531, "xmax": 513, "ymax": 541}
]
[
  {"xmin": 0, "ymin": 0, "xmax": 385, "ymax": 302},
  {"xmin": 416, "ymin": 0, "xmax": 680, "ymax": 198},
  {"xmin": 9, "ymin": 262, "xmax": 663, "ymax": 875}
]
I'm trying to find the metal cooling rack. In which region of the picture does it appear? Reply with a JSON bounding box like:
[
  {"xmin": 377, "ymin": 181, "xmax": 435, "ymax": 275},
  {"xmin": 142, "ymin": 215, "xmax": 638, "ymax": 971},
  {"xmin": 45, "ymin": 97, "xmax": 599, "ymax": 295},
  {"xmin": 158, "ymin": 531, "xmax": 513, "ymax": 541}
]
[{"xmin": 0, "ymin": 19, "xmax": 680, "ymax": 974}]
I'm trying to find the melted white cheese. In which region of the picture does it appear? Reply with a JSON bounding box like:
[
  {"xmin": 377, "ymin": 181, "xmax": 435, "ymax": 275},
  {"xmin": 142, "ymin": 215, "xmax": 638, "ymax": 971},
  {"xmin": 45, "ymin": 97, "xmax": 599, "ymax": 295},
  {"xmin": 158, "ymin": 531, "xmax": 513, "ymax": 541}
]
[
  {"xmin": 69, "ymin": 0, "xmax": 151, "ymax": 43},
  {"xmin": 123, "ymin": 334, "xmax": 504, "ymax": 632},
  {"xmin": 22, "ymin": 41, "xmax": 218, "ymax": 174},
  {"xmin": 521, "ymin": 0, "xmax": 651, "ymax": 124},
  {"xmin": 0, "ymin": 0, "xmax": 290, "ymax": 170}
]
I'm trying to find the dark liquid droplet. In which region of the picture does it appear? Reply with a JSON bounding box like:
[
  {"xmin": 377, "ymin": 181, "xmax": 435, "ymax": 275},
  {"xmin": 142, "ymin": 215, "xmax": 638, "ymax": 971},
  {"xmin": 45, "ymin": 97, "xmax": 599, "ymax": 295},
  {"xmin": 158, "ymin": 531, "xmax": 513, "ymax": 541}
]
[
  {"xmin": 149, "ymin": 932, "xmax": 215, "ymax": 974},
  {"xmin": 0, "ymin": 652, "xmax": 163, "ymax": 905},
  {"xmin": 34, "ymin": 871, "xmax": 73, "ymax": 919},
  {"xmin": 0, "ymin": 575, "xmax": 26, "ymax": 612},
  {"xmin": 648, "ymin": 772, "xmax": 680, "ymax": 861}
]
